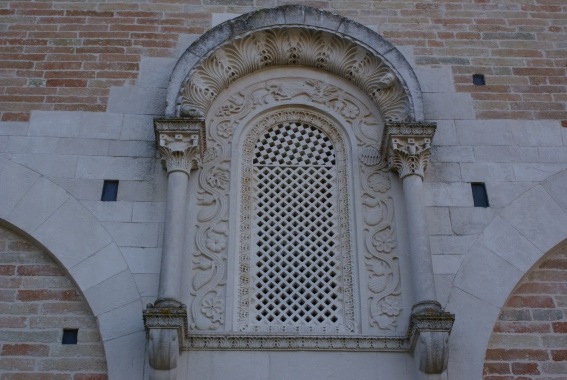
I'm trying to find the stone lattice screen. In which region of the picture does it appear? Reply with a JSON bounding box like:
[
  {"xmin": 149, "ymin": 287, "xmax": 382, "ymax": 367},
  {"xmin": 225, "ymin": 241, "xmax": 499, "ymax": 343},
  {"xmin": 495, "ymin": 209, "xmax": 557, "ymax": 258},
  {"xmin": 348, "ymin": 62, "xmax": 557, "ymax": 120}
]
[
  {"xmin": 483, "ymin": 242, "xmax": 567, "ymax": 379},
  {"xmin": 0, "ymin": 224, "xmax": 108, "ymax": 379}
]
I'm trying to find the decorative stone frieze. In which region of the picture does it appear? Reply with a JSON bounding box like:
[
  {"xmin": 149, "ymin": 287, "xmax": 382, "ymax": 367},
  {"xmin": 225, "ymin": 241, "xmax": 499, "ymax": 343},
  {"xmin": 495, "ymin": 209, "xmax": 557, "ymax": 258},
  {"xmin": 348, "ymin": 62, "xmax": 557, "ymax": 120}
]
[
  {"xmin": 154, "ymin": 118, "xmax": 206, "ymax": 175},
  {"xmin": 380, "ymin": 122, "xmax": 436, "ymax": 179}
]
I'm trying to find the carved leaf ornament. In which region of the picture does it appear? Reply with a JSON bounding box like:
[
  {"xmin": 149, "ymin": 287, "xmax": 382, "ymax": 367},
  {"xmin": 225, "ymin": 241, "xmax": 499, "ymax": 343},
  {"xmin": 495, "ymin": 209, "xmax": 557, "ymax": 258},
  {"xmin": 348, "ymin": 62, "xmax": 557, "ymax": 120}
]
[{"xmin": 176, "ymin": 27, "xmax": 411, "ymax": 122}]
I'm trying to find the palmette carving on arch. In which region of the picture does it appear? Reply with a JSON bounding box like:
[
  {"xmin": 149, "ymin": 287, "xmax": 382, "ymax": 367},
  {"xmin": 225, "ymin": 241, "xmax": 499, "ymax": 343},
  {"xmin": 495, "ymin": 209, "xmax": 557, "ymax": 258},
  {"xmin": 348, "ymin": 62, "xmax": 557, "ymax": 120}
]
[
  {"xmin": 189, "ymin": 77, "xmax": 401, "ymax": 334},
  {"xmin": 176, "ymin": 27, "xmax": 412, "ymax": 122}
]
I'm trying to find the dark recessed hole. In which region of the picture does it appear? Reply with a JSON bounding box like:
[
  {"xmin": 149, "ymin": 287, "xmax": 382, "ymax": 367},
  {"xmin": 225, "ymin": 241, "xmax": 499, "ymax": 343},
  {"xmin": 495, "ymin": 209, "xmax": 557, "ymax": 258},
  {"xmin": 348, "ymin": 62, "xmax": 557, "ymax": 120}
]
[
  {"xmin": 101, "ymin": 180, "xmax": 119, "ymax": 202},
  {"xmin": 471, "ymin": 182, "xmax": 489, "ymax": 208},
  {"xmin": 62, "ymin": 328, "xmax": 78, "ymax": 345},
  {"xmin": 472, "ymin": 74, "xmax": 486, "ymax": 86}
]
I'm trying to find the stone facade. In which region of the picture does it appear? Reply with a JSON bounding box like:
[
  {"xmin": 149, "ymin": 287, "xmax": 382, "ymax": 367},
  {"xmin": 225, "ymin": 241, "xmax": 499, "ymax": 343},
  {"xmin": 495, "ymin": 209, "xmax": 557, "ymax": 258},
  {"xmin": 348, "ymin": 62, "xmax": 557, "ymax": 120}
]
[{"xmin": 0, "ymin": 1, "xmax": 566, "ymax": 379}]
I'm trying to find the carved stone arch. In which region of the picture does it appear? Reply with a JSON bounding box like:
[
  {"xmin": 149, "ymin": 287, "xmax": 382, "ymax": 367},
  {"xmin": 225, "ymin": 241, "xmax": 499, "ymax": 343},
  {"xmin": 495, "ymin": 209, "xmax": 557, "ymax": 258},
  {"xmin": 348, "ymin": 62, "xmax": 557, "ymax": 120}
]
[
  {"xmin": 0, "ymin": 158, "xmax": 145, "ymax": 379},
  {"xmin": 165, "ymin": 5, "xmax": 423, "ymax": 122},
  {"xmin": 446, "ymin": 169, "xmax": 567, "ymax": 379}
]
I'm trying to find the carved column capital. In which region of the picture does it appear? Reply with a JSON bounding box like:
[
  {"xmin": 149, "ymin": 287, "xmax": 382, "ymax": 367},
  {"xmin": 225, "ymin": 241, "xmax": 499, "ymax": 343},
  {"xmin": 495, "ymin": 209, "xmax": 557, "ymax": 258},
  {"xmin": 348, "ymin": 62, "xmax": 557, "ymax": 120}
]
[
  {"xmin": 154, "ymin": 118, "xmax": 206, "ymax": 175},
  {"xmin": 380, "ymin": 122, "xmax": 436, "ymax": 179}
]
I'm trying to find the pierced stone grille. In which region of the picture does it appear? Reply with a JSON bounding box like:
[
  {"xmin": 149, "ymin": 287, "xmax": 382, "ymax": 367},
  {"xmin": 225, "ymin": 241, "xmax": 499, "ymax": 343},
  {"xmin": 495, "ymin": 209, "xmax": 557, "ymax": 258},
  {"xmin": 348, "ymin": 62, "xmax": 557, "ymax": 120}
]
[{"xmin": 249, "ymin": 122, "xmax": 345, "ymax": 331}]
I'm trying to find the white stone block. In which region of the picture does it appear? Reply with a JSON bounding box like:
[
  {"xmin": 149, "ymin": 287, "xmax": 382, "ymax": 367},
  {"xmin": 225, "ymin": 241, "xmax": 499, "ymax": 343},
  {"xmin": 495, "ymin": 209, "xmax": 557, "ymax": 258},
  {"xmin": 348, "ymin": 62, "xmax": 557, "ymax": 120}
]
[
  {"xmin": 80, "ymin": 200, "xmax": 133, "ymax": 222},
  {"xmin": 132, "ymin": 202, "xmax": 166, "ymax": 222},
  {"xmin": 212, "ymin": 13, "xmax": 241, "ymax": 27},
  {"xmin": 108, "ymin": 140, "xmax": 155, "ymax": 158},
  {"xmin": 7, "ymin": 177, "xmax": 70, "ymax": 232},
  {"xmin": 76, "ymin": 156, "xmax": 155, "ymax": 180},
  {"xmin": 7, "ymin": 136, "xmax": 59, "ymax": 154},
  {"xmin": 122, "ymin": 247, "xmax": 161, "ymax": 274},
  {"xmin": 138, "ymin": 56, "xmax": 177, "ymax": 89},
  {"xmin": 79, "ymin": 112, "xmax": 123, "ymax": 139},
  {"xmin": 133, "ymin": 273, "xmax": 159, "ymax": 297},
  {"xmin": 449, "ymin": 207, "xmax": 496, "ymax": 235},
  {"xmin": 107, "ymin": 87, "xmax": 167, "ymax": 115},
  {"xmin": 52, "ymin": 178, "xmax": 104, "ymax": 201},
  {"xmin": 97, "ymin": 300, "xmax": 144, "ymax": 340},
  {"xmin": 120, "ymin": 114, "xmax": 155, "ymax": 141},
  {"xmin": 543, "ymin": 169, "xmax": 567, "ymax": 213},
  {"xmin": 446, "ymin": 288, "xmax": 500, "ymax": 380},
  {"xmin": 434, "ymin": 274, "xmax": 455, "ymax": 307},
  {"xmin": 33, "ymin": 197, "xmax": 112, "ymax": 268},
  {"xmin": 29, "ymin": 110, "xmax": 81, "ymax": 137},
  {"xmin": 103, "ymin": 331, "xmax": 145, "ymax": 380},
  {"xmin": 118, "ymin": 179, "xmax": 167, "ymax": 202},
  {"xmin": 484, "ymin": 181, "xmax": 537, "ymax": 207},
  {"xmin": 455, "ymin": 120, "xmax": 514, "ymax": 146},
  {"xmin": 12, "ymin": 153, "xmax": 78, "ymax": 178},
  {"xmin": 415, "ymin": 67, "xmax": 455, "ymax": 93},
  {"xmin": 424, "ymin": 182, "xmax": 472, "ymax": 207},
  {"xmin": 429, "ymin": 235, "xmax": 476, "ymax": 255},
  {"xmin": 102, "ymin": 221, "xmax": 160, "ymax": 247},
  {"xmin": 502, "ymin": 185, "xmax": 567, "ymax": 252},
  {"xmin": 56, "ymin": 137, "xmax": 110, "ymax": 156},
  {"xmin": 474, "ymin": 146, "xmax": 539, "ymax": 163},
  {"xmin": 511, "ymin": 120, "xmax": 562, "ymax": 147},
  {"xmin": 454, "ymin": 244, "xmax": 523, "ymax": 307},
  {"xmin": 539, "ymin": 147, "xmax": 567, "ymax": 163},
  {"xmin": 175, "ymin": 33, "xmax": 199, "ymax": 58},
  {"xmin": 431, "ymin": 146, "xmax": 474, "ymax": 163},
  {"xmin": 0, "ymin": 160, "xmax": 40, "ymax": 217},
  {"xmin": 479, "ymin": 216, "xmax": 542, "ymax": 272},
  {"xmin": 425, "ymin": 207, "xmax": 453, "ymax": 235},
  {"xmin": 460, "ymin": 162, "xmax": 515, "ymax": 182},
  {"xmin": 424, "ymin": 162, "xmax": 462, "ymax": 182},
  {"xmin": 70, "ymin": 243, "xmax": 128, "ymax": 290},
  {"xmin": 423, "ymin": 93, "xmax": 475, "ymax": 120},
  {"xmin": 83, "ymin": 270, "xmax": 140, "ymax": 316},
  {"xmin": 188, "ymin": 351, "xmax": 269, "ymax": 380},
  {"xmin": 432, "ymin": 120, "xmax": 458, "ymax": 146},
  {"xmin": 514, "ymin": 163, "xmax": 567, "ymax": 181},
  {"xmin": 432, "ymin": 254, "xmax": 464, "ymax": 274},
  {"xmin": 0, "ymin": 121, "xmax": 28, "ymax": 136}
]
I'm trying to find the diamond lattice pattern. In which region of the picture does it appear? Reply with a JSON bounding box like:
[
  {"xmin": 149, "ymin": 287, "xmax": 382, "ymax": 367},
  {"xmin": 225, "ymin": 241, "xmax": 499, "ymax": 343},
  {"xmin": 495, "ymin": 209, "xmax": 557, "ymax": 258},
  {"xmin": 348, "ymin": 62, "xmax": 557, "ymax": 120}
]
[{"xmin": 251, "ymin": 122, "xmax": 344, "ymax": 330}]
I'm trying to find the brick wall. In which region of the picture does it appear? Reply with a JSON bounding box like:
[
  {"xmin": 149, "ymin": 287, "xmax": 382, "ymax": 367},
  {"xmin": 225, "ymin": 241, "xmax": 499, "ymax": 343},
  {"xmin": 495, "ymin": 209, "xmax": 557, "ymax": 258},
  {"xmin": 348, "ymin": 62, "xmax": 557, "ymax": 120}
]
[
  {"xmin": 0, "ymin": 0, "xmax": 565, "ymax": 122},
  {"xmin": 0, "ymin": 224, "xmax": 108, "ymax": 379},
  {"xmin": 483, "ymin": 242, "xmax": 567, "ymax": 379}
]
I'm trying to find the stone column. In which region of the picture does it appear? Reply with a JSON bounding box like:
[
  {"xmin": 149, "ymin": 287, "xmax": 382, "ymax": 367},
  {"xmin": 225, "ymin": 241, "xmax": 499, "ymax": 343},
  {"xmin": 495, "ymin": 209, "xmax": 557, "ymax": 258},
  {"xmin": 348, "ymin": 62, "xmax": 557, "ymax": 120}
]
[
  {"xmin": 143, "ymin": 119, "xmax": 205, "ymax": 379},
  {"xmin": 381, "ymin": 122, "xmax": 454, "ymax": 374}
]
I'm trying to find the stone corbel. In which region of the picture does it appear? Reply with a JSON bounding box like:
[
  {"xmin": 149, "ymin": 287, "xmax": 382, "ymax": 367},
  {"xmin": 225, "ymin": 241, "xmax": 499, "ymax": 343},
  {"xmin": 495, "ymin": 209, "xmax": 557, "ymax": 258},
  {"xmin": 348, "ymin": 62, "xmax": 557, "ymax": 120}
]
[
  {"xmin": 143, "ymin": 303, "xmax": 189, "ymax": 372},
  {"xmin": 407, "ymin": 301, "xmax": 455, "ymax": 374}
]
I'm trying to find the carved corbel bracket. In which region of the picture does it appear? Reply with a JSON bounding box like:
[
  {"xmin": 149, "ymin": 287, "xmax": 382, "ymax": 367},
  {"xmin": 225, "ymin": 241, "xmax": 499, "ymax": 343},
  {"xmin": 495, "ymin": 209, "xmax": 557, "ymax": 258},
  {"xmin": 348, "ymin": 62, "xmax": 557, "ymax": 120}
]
[
  {"xmin": 380, "ymin": 122, "xmax": 436, "ymax": 179},
  {"xmin": 154, "ymin": 118, "xmax": 207, "ymax": 175},
  {"xmin": 407, "ymin": 301, "xmax": 455, "ymax": 374},
  {"xmin": 143, "ymin": 303, "xmax": 189, "ymax": 371}
]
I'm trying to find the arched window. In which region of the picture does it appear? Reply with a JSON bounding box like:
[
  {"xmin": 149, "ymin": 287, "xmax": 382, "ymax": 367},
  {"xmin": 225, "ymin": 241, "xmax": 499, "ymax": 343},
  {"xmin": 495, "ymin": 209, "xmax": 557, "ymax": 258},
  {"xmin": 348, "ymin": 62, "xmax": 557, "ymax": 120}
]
[{"xmin": 239, "ymin": 120, "xmax": 353, "ymax": 333}]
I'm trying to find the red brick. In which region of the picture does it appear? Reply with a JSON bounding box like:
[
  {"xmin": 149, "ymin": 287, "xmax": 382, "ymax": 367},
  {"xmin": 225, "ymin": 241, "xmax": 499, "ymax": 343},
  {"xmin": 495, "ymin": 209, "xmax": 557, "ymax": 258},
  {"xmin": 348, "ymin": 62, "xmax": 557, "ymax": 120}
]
[
  {"xmin": 552, "ymin": 322, "xmax": 567, "ymax": 333},
  {"xmin": 17, "ymin": 265, "xmax": 64, "ymax": 277},
  {"xmin": 507, "ymin": 295, "xmax": 555, "ymax": 308},
  {"xmin": 1, "ymin": 344, "xmax": 50, "ymax": 357},
  {"xmin": 551, "ymin": 350, "xmax": 567, "ymax": 361},
  {"xmin": 483, "ymin": 362, "xmax": 511, "ymax": 375},
  {"xmin": 17, "ymin": 290, "xmax": 81, "ymax": 302},
  {"xmin": 494, "ymin": 321, "xmax": 551, "ymax": 333},
  {"xmin": 45, "ymin": 79, "xmax": 88, "ymax": 87},
  {"xmin": 73, "ymin": 375, "xmax": 108, "ymax": 380},
  {"xmin": 0, "ymin": 265, "xmax": 16, "ymax": 276},
  {"xmin": 511, "ymin": 362, "xmax": 540, "ymax": 375},
  {"xmin": 485, "ymin": 349, "xmax": 549, "ymax": 361},
  {"xmin": 1, "ymin": 112, "xmax": 30, "ymax": 122}
]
